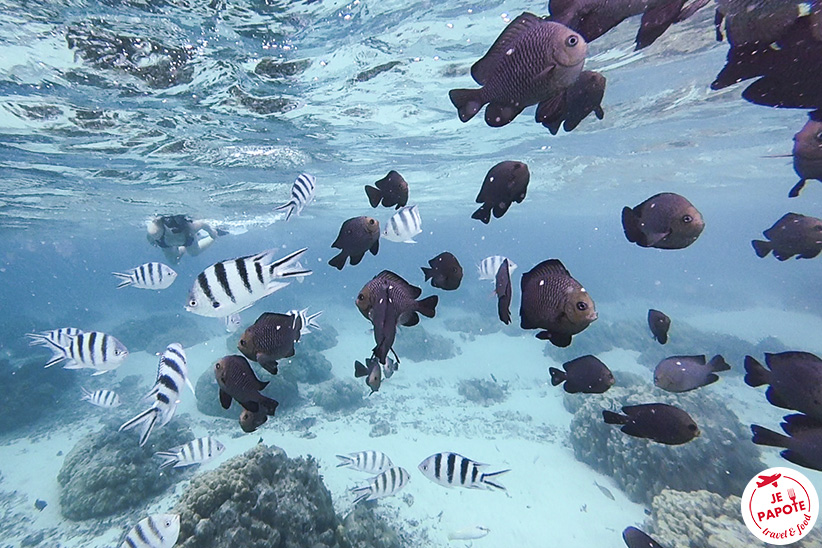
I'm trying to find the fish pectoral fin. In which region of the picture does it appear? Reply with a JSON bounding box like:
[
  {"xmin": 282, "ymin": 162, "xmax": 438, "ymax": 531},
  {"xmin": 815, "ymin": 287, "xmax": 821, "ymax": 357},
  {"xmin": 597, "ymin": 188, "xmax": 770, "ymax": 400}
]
[
  {"xmin": 644, "ymin": 230, "xmax": 672, "ymax": 247},
  {"xmin": 219, "ymin": 389, "xmax": 232, "ymax": 410},
  {"xmin": 636, "ymin": 0, "xmax": 686, "ymax": 50},
  {"xmin": 403, "ymin": 311, "xmax": 420, "ymax": 326}
]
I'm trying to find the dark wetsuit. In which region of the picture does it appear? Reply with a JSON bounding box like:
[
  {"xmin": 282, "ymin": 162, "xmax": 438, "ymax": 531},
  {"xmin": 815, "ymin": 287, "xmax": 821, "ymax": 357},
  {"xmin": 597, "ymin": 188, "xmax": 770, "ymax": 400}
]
[{"xmin": 155, "ymin": 215, "xmax": 195, "ymax": 248}]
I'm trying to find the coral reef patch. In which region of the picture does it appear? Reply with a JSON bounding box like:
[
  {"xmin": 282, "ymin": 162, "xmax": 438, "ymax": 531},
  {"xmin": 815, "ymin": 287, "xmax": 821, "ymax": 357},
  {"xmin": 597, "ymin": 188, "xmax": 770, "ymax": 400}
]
[
  {"xmin": 312, "ymin": 379, "xmax": 365, "ymax": 412},
  {"xmin": 393, "ymin": 325, "xmax": 459, "ymax": 362},
  {"xmin": 172, "ymin": 443, "xmax": 401, "ymax": 548},
  {"xmin": 565, "ymin": 383, "xmax": 762, "ymax": 504},
  {"xmin": 57, "ymin": 418, "xmax": 193, "ymax": 520},
  {"xmin": 458, "ymin": 378, "xmax": 509, "ymax": 406}
]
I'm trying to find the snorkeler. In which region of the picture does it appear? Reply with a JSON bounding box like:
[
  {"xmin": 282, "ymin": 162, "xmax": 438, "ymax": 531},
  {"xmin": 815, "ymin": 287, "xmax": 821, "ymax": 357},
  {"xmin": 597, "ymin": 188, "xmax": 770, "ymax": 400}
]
[{"xmin": 146, "ymin": 214, "xmax": 227, "ymax": 263}]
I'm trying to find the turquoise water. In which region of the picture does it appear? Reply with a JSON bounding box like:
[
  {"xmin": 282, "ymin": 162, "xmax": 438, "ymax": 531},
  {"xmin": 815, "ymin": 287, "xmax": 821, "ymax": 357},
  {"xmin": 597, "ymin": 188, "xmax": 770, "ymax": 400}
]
[{"xmin": 2, "ymin": 0, "xmax": 822, "ymax": 547}]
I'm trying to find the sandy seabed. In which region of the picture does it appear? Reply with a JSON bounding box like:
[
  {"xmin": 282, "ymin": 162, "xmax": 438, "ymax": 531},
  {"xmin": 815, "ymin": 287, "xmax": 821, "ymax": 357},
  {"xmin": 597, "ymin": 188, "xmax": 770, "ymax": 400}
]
[{"xmin": 1, "ymin": 303, "xmax": 821, "ymax": 548}]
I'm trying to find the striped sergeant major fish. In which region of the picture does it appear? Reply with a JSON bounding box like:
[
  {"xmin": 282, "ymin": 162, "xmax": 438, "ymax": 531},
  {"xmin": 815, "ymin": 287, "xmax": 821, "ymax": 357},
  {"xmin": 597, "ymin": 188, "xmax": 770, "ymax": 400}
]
[
  {"xmin": 80, "ymin": 387, "xmax": 121, "ymax": 408},
  {"xmin": 155, "ymin": 436, "xmax": 225, "ymax": 469},
  {"xmin": 113, "ymin": 262, "xmax": 177, "ymax": 290},
  {"xmin": 288, "ymin": 308, "xmax": 322, "ymax": 335},
  {"xmin": 120, "ymin": 514, "xmax": 180, "ymax": 548},
  {"xmin": 382, "ymin": 204, "xmax": 422, "ymax": 243},
  {"xmin": 27, "ymin": 327, "xmax": 83, "ymax": 348},
  {"xmin": 350, "ymin": 466, "xmax": 410, "ymax": 505},
  {"xmin": 274, "ymin": 173, "xmax": 316, "ymax": 221},
  {"xmin": 336, "ymin": 450, "xmax": 394, "ymax": 474},
  {"xmin": 478, "ymin": 255, "xmax": 517, "ymax": 281},
  {"xmin": 186, "ymin": 247, "xmax": 312, "ymax": 318},
  {"xmin": 40, "ymin": 331, "xmax": 129, "ymax": 375},
  {"xmin": 418, "ymin": 452, "xmax": 510, "ymax": 490},
  {"xmin": 119, "ymin": 343, "xmax": 188, "ymax": 446}
]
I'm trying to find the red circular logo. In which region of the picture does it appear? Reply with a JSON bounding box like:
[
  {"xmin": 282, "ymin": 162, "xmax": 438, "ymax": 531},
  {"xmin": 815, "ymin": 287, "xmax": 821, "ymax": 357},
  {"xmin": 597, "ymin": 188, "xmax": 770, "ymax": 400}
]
[{"xmin": 742, "ymin": 467, "xmax": 818, "ymax": 545}]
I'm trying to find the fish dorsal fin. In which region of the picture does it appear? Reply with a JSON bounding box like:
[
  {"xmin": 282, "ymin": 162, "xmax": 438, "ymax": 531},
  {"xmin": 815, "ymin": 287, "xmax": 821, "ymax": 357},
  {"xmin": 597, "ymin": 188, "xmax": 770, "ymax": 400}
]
[
  {"xmin": 377, "ymin": 270, "xmax": 422, "ymax": 299},
  {"xmin": 471, "ymin": 12, "xmax": 545, "ymax": 85},
  {"xmin": 534, "ymin": 258, "xmax": 570, "ymax": 278}
]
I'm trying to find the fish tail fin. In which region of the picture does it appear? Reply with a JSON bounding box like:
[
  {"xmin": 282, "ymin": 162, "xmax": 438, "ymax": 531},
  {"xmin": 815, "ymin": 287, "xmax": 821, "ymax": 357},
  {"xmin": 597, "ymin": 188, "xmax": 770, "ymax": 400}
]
[
  {"xmin": 789, "ymin": 179, "xmax": 808, "ymax": 198},
  {"xmin": 449, "ymin": 88, "xmax": 485, "ymax": 123},
  {"xmin": 602, "ymin": 410, "xmax": 628, "ymax": 425},
  {"xmin": 335, "ymin": 455, "xmax": 355, "ymax": 468},
  {"xmin": 365, "ymin": 185, "xmax": 382, "ymax": 208},
  {"xmin": 621, "ymin": 206, "xmax": 645, "ymax": 245},
  {"xmin": 548, "ymin": 367, "xmax": 566, "ymax": 386},
  {"xmin": 302, "ymin": 309, "xmax": 322, "ymax": 331},
  {"xmin": 416, "ymin": 295, "xmax": 438, "ymax": 318},
  {"xmin": 751, "ymin": 424, "xmax": 790, "ymax": 448},
  {"xmin": 751, "ymin": 240, "xmax": 771, "ymax": 258},
  {"xmin": 354, "ymin": 361, "xmax": 369, "ymax": 378},
  {"xmin": 112, "ymin": 272, "xmax": 133, "ymax": 288},
  {"xmin": 471, "ymin": 204, "xmax": 492, "ymax": 224},
  {"xmin": 274, "ymin": 200, "xmax": 296, "ymax": 221},
  {"xmin": 708, "ymin": 354, "xmax": 730, "ymax": 372},
  {"xmin": 154, "ymin": 451, "xmax": 179, "ymax": 469},
  {"xmin": 80, "ymin": 387, "xmax": 92, "ymax": 401},
  {"xmin": 40, "ymin": 338, "xmax": 67, "ymax": 368},
  {"xmin": 26, "ymin": 332, "xmax": 50, "ymax": 346},
  {"xmin": 268, "ymin": 247, "xmax": 312, "ymax": 279},
  {"xmin": 421, "ymin": 266, "xmax": 434, "ymax": 281},
  {"xmin": 480, "ymin": 469, "xmax": 510, "ymax": 490},
  {"xmin": 119, "ymin": 407, "xmax": 159, "ymax": 447},
  {"xmin": 350, "ymin": 485, "xmax": 372, "ymax": 505},
  {"xmin": 743, "ymin": 355, "xmax": 770, "ymax": 387},
  {"xmin": 635, "ymin": 0, "xmax": 682, "ymax": 50},
  {"xmin": 328, "ymin": 252, "xmax": 347, "ymax": 270}
]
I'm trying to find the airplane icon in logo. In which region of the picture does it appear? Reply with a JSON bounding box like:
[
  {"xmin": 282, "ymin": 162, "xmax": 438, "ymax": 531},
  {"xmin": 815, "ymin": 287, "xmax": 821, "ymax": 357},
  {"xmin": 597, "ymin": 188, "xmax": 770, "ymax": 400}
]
[{"xmin": 756, "ymin": 473, "xmax": 781, "ymax": 488}]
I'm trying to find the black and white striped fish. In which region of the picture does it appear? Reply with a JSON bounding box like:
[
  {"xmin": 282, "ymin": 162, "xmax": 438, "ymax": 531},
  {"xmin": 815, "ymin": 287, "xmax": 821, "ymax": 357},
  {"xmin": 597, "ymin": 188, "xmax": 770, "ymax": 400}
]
[
  {"xmin": 120, "ymin": 514, "xmax": 180, "ymax": 548},
  {"xmin": 478, "ymin": 255, "xmax": 518, "ymax": 281},
  {"xmin": 275, "ymin": 173, "xmax": 316, "ymax": 221},
  {"xmin": 336, "ymin": 450, "xmax": 394, "ymax": 474},
  {"xmin": 382, "ymin": 205, "xmax": 422, "ymax": 243},
  {"xmin": 155, "ymin": 436, "xmax": 225, "ymax": 469},
  {"xmin": 186, "ymin": 247, "xmax": 312, "ymax": 318},
  {"xmin": 26, "ymin": 327, "xmax": 83, "ymax": 348},
  {"xmin": 288, "ymin": 308, "xmax": 322, "ymax": 335},
  {"xmin": 80, "ymin": 387, "xmax": 121, "ymax": 408},
  {"xmin": 350, "ymin": 466, "xmax": 410, "ymax": 505},
  {"xmin": 113, "ymin": 262, "xmax": 177, "ymax": 290},
  {"xmin": 418, "ymin": 452, "xmax": 510, "ymax": 490},
  {"xmin": 41, "ymin": 331, "xmax": 128, "ymax": 375},
  {"xmin": 119, "ymin": 343, "xmax": 188, "ymax": 446}
]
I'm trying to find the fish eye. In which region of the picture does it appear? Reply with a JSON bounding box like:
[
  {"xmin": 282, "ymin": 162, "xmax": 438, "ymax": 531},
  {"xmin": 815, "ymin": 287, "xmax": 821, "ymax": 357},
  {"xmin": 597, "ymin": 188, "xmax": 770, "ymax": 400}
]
[
  {"xmin": 368, "ymin": 219, "xmax": 375, "ymax": 225},
  {"xmin": 189, "ymin": 299, "xmax": 197, "ymax": 307},
  {"xmin": 682, "ymin": 215, "xmax": 693, "ymax": 223},
  {"xmin": 239, "ymin": 339, "xmax": 246, "ymax": 347},
  {"xmin": 215, "ymin": 362, "xmax": 221, "ymax": 369},
  {"xmin": 576, "ymin": 301, "xmax": 587, "ymax": 311},
  {"xmin": 357, "ymin": 293, "xmax": 365, "ymax": 301},
  {"xmin": 566, "ymin": 35, "xmax": 579, "ymax": 47}
]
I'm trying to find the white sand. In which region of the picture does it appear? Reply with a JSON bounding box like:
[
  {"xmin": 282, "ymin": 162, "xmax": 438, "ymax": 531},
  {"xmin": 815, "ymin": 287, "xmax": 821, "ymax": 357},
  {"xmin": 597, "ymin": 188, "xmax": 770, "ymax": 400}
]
[{"xmin": 1, "ymin": 304, "xmax": 820, "ymax": 547}]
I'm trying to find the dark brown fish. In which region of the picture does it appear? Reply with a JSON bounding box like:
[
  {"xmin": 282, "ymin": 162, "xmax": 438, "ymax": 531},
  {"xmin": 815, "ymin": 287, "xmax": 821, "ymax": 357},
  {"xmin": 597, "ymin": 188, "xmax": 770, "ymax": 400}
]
[
  {"xmin": 654, "ymin": 354, "xmax": 730, "ymax": 392},
  {"xmin": 496, "ymin": 258, "xmax": 512, "ymax": 325},
  {"xmin": 519, "ymin": 259, "xmax": 597, "ymax": 347},
  {"xmin": 421, "ymin": 252, "xmax": 463, "ymax": 291},
  {"xmin": 472, "ymin": 161, "xmax": 530, "ymax": 224},
  {"xmin": 549, "ymin": 355, "xmax": 614, "ymax": 393},
  {"xmin": 356, "ymin": 270, "xmax": 438, "ymax": 363},
  {"xmin": 354, "ymin": 358, "xmax": 382, "ymax": 394},
  {"xmin": 714, "ymin": 0, "xmax": 807, "ymax": 45},
  {"xmin": 621, "ymin": 192, "xmax": 704, "ymax": 249},
  {"xmin": 752, "ymin": 213, "xmax": 822, "ymax": 260},
  {"xmin": 239, "ymin": 407, "xmax": 268, "ymax": 433},
  {"xmin": 365, "ymin": 171, "xmax": 409, "ymax": 209},
  {"xmin": 711, "ymin": 17, "xmax": 822, "ymax": 111},
  {"xmin": 537, "ymin": 70, "xmax": 605, "ymax": 134},
  {"xmin": 745, "ymin": 352, "xmax": 822, "ymax": 421},
  {"xmin": 549, "ymin": 0, "xmax": 710, "ymax": 50},
  {"xmin": 648, "ymin": 309, "xmax": 671, "ymax": 344},
  {"xmin": 449, "ymin": 13, "xmax": 587, "ymax": 128},
  {"xmin": 752, "ymin": 414, "xmax": 822, "ymax": 472},
  {"xmin": 329, "ymin": 216, "xmax": 380, "ymax": 270},
  {"xmin": 603, "ymin": 403, "xmax": 700, "ymax": 445},
  {"xmin": 623, "ymin": 526, "xmax": 667, "ymax": 548},
  {"xmin": 790, "ymin": 114, "xmax": 822, "ymax": 198},
  {"xmin": 214, "ymin": 355, "xmax": 279, "ymax": 416},
  {"xmin": 238, "ymin": 312, "xmax": 303, "ymax": 375}
]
